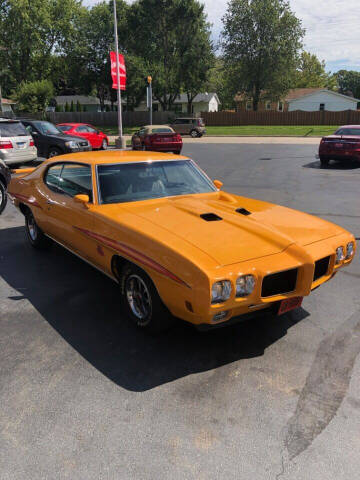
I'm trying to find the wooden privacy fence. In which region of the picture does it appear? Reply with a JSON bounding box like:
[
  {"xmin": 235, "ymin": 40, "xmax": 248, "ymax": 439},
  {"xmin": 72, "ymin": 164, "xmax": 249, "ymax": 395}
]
[
  {"xmin": 201, "ymin": 110, "xmax": 360, "ymax": 126},
  {"xmin": 46, "ymin": 111, "xmax": 176, "ymax": 127}
]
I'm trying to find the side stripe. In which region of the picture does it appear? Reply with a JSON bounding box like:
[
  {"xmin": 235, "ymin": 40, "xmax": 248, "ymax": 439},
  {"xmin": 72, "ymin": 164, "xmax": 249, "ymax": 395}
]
[
  {"xmin": 9, "ymin": 192, "xmax": 42, "ymax": 209},
  {"xmin": 74, "ymin": 226, "xmax": 191, "ymax": 289}
]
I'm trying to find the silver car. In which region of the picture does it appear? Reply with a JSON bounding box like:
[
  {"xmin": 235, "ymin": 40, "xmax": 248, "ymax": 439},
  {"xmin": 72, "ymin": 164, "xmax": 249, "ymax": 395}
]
[{"xmin": 0, "ymin": 118, "xmax": 37, "ymax": 165}]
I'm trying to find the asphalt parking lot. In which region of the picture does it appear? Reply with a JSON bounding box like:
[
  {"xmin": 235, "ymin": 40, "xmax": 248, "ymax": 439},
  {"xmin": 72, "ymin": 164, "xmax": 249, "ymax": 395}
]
[{"xmin": 1, "ymin": 142, "xmax": 360, "ymax": 480}]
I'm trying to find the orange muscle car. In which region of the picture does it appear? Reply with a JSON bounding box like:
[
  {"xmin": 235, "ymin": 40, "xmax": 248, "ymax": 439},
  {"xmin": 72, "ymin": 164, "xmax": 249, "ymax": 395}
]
[{"xmin": 8, "ymin": 151, "xmax": 356, "ymax": 332}]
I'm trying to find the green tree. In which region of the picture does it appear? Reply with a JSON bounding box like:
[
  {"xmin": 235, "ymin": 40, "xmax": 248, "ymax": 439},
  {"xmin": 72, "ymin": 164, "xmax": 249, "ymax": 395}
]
[
  {"xmin": 336, "ymin": 70, "xmax": 360, "ymax": 98},
  {"xmin": 65, "ymin": 102, "xmax": 70, "ymax": 112},
  {"xmin": 207, "ymin": 57, "xmax": 239, "ymax": 110},
  {"xmin": 76, "ymin": 100, "xmax": 82, "ymax": 112},
  {"xmin": 294, "ymin": 51, "xmax": 336, "ymax": 89},
  {"xmin": 222, "ymin": 0, "xmax": 304, "ymax": 110},
  {"xmin": 70, "ymin": 100, "xmax": 75, "ymax": 112},
  {"xmin": 0, "ymin": 0, "xmax": 85, "ymax": 96},
  {"xmin": 14, "ymin": 80, "xmax": 54, "ymax": 113},
  {"xmin": 127, "ymin": 0, "xmax": 214, "ymax": 111}
]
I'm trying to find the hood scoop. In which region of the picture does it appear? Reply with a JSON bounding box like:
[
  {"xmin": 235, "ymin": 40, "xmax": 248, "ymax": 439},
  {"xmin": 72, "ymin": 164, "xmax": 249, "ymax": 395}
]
[
  {"xmin": 236, "ymin": 207, "xmax": 251, "ymax": 216},
  {"xmin": 200, "ymin": 213, "xmax": 222, "ymax": 222}
]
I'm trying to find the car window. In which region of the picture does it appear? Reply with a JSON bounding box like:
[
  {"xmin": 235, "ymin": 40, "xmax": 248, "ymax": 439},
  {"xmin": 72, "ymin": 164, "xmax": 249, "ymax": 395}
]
[
  {"xmin": 76, "ymin": 125, "xmax": 88, "ymax": 133},
  {"xmin": 59, "ymin": 164, "xmax": 93, "ymax": 200},
  {"xmin": 58, "ymin": 125, "xmax": 72, "ymax": 132},
  {"xmin": 97, "ymin": 160, "xmax": 216, "ymax": 204},
  {"xmin": 335, "ymin": 128, "xmax": 360, "ymax": 136},
  {"xmin": 0, "ymin": 121, "xmax": 28, "ymax": 137},
  {"xmin": 138, "ymin": 128, "xmax": 146, "ymax": 135},
  {"xmin": 151, "ymin": 127, "xmax": 174, "ymax": 133},
  {"xmin": 45, "ymin": 164, "xmax": 63, "ymax": 192},
  {"xmin": 86, "ymin": 126, "xmax": 97, "ymax": 133},
  {"xmin": 33, "ymin": 121, "xmax": 62, "ymax": 135},
  {"xmin": 173, "ymin": 119, "xmax": 181, "ymax": 124}
]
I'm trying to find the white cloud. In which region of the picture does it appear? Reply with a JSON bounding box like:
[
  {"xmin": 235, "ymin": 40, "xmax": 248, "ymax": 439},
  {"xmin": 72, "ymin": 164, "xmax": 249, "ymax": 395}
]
[{"xmin": 83, "ymin": 0, "xmax": 360, "ymax": 71}]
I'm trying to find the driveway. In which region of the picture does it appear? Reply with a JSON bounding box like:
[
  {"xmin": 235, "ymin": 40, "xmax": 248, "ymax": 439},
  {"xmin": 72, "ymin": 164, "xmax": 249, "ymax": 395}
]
[{"xmin": 1, "ymin": 142, "xmax": 359, "ymax": 479}]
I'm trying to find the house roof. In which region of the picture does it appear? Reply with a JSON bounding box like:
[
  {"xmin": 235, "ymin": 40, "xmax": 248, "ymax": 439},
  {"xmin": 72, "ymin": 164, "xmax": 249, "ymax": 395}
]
[
  {"xmin": 288, "ymin": 89, "xmax": 360, "ymax": 104},
  {"xmin": 172, "ymin": 93, "xmax": 220, "ymax": 104},
  {"xmin": 235, "ymin": 88, "xmax": 325, "ymax": 103},
  {"xmin": 55, "ymin": 95, "xmax": 111, "ymax": 105}
]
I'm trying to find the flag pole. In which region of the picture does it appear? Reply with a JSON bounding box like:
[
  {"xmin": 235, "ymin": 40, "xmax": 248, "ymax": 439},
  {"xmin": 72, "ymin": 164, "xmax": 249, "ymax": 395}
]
[{"xmin": 113, "ymin": 0, "xmax": 126, "ymax": 149}]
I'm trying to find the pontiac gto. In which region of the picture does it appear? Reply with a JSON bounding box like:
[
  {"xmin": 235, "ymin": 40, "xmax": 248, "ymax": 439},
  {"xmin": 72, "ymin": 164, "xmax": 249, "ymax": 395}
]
[{"xmin": 8, "ymin": 151, "xmax": 356, "ymax": 332}]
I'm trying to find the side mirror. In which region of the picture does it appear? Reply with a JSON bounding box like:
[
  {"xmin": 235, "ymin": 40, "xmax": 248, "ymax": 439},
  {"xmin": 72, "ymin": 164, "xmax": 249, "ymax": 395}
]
[
  {"xmin": 74, "ymin": 193, "xmax": 90, "ymax": 207},
  {"xmin": 213, "ymin": 179, "xmax": 223, "ymax": 190}
]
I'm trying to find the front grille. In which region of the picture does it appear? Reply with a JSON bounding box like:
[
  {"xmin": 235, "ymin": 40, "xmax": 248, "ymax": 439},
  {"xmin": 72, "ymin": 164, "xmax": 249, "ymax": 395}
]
[
  {"xmin": 313, "ymin": 256, "xmax": 330, "ymax": 281},
  {"xmin": 261, "ymin": 268, "xmax": 298, "ymax": 297}
]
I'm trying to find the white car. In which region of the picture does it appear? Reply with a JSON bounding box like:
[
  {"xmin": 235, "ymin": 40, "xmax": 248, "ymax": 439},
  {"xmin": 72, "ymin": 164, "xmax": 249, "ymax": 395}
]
[{"xmin": 0, "ymin": 118, "xmax": 37, "ymax": 165}]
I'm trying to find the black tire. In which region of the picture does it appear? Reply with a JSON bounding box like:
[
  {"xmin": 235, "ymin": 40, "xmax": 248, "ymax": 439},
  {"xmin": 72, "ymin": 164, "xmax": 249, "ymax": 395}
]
[
  {"xmin": 320, "ymin": 156, "xmax": 330, "ymax": 167},
  {"xmin": 0, "ymin": 180, "xmax": 7, "ymax": 215},
  {"xmin": 172, "ymin": 150, "xmax": 181, "ymax": 155},
  {"xmin": 47, "ymin": 147, "xmax": 62, "ymax": 158},
  {"xmin": 25, "ymin": 209, "xmax": 52, "ymax": 249},
  {"xmin": 190, "ymin": 129, "xmax": 199, "ymax": 138},
  {"xmin": 101, "ymin": 139, "xmax": 108, "ymax": 150},
  {"xmin": 120, "ymin": 263, "xmax": 174, "ymax": 333}
]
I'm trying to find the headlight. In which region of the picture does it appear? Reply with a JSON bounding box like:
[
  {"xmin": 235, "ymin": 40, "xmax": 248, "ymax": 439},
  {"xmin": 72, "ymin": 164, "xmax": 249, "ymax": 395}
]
[
  {"xmin": 211, "ymin": 280, "xmax": 232, "ymax": 304},
  {"xmin": 346, "ymin": 242, "xmax": 354, "ymax": 259},
  {"xmin": 236, "ymin": 275, "xmax": 255, "ymax": 297},
  {"xmin": 336, "ymin": 246, "xmax": 345, "ymax": 264},
  {"xmin": 65, "ymin": 141, "xmax": 78, "ymax": 149}
]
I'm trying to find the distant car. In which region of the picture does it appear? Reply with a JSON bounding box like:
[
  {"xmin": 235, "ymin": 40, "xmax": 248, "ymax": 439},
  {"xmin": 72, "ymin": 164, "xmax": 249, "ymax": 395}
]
[
  {"xmin": 57, "ymin": 123, "xmax": 109, "ymax": 150},
  {"xmin": 170, "ymin": 117, "xmax": 206, "ymax": 137},
  {"xmin": 131, "ymin": 125, "xmax": 182, "ymax": 154},
  {"xmin": 0, "ymin": 158, "xmax": 11, "ymax": 214},
  {"xmin": 19, "ymin": 119, "xmax": 92, "ymax": 159},
  {"xmin": 0, "ymin": 118, "xmax": 37, "ymax": 166},
  {"xmin": 319, "ymin": 125, "xmax": 360, "ymax": 166}
]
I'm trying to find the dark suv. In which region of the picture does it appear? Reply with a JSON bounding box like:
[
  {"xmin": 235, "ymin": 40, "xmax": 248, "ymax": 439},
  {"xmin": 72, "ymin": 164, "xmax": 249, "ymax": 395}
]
[
  {"xmin": 0, "ymin": 158, "xmax": 11, "ymax": 214},
  {"xmin": 19, "ymin": 119, "xmax": 92, "ymax": 158}
]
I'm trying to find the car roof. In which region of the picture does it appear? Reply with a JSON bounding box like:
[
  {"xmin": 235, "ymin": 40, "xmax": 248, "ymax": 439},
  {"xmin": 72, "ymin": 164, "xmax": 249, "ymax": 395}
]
[
  {"xmin": 44, "ymin": 150, "xmax": 189, "ymax": 165},
  {"xmin": 337, "ymin": 125, "xmax": 360, "ymax": 129},
  {"xmin": 142, "ymin": 125, "xmax": 173, "ymax": 129},
  {"xmin": 0, "ymin": 118, "xmax": 20, "ymax": 123},
  {"xmin": 57, "ymin": 123, "xmax": 87, "ymax": 126}
]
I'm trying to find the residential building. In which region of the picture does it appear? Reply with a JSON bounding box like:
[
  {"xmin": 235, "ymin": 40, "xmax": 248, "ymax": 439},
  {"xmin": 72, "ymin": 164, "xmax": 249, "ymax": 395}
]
[
  {"xmin": 1, "ymin": 98, "xmax": 16, "ymax": 114},
  {"xmin": 54, "ymin": 95, "xmax": 112, "ymax": 112},
  {"xmin": 235, "ymin": 88, "xmax": 360, "ymax": 112},
  {"xmin": 131, "ymin": 92, "xmax": 220, "ymax": 113}
]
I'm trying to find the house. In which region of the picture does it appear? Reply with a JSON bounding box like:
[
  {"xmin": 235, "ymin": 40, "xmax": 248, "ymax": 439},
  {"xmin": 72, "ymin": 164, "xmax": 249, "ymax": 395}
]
[
  {"xmin": 54, "ymin": 95, "xmax": 112, "ymax": 112},
  {"xmin": 131, "ymin": 92, "xmax": 220, "ymax": 113},
  {"xmin": 1, "ymin": 98, "xmax": 16, "ymax": 114},
  {"xmin": 235, "ymin": 88, "xmax": 360, "ymax": 112}
]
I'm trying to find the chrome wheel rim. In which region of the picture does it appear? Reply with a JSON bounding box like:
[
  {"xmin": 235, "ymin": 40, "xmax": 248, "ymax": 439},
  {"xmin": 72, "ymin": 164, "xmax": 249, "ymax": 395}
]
[
  {"xmin": 27, "ymin": 213, "xmax": 37, "ymax": 241},
  {"xmin": 191, "ymin": 130, "xmax": 197, "ymax": 137},
  {"xmin": 126, "ymin": 274, "xmax": 152, "ymax": 324},
  {"xmin": 102, "ymin": 140, "xmax": 107, "ymax": 150},
  {"xmin": 49, "ymin": 150, "xmax": 59, "ymax": 158},
  {"xmin": 0, "ymin": 186, "xmax": 3, "ymax": 206}
]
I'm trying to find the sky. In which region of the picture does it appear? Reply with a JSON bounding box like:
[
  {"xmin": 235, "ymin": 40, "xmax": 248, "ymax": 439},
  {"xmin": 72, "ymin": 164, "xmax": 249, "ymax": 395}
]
[{"xmin": 84, "ymin": 0, "xmax": 360, "ymax": 72}]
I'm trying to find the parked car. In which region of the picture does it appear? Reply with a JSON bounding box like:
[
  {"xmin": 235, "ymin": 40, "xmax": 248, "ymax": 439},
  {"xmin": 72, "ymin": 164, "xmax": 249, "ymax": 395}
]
[
  {"xmin": 18, "ymin": 119, "xmax": 92, "ymax": 158},
  {"xmin": 0, "ymin": 118, "xmax": 37, "ymax": 166},
  {"xmin": 170, "ymin": 117, "xmax": 206, "ymax": 137},
  {"xmin": 57, "ymin": 123, "xmax": 109, "ymax": 150},
  {"xmin": 8, "ymin": 150, "xmax": 355, "ymax": 333},
  {"xmin": 0, "ymin": 158, "xmax": 11, "ymax": 214},
  {"xmin": 131, "ymin": 125, "xmax": 182, "ymax": 154},
  {"xmin": 319, "ymin": 125, "xmax": 360, "ymax": 166}
]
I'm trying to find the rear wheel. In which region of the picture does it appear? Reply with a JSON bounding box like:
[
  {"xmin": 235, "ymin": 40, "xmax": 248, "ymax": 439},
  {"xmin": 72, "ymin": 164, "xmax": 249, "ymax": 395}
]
[
  {"xmin": 190, "ymin": 129, "xmax": 199, "ymax": 138},
  {"xmin": 0, "ymin": 179, "xmax": 7, "ymax": 215},
  {"xmin": 120, "ymin": 263, "xmax": 174, "ymax": 333},
  {"xmin": 25, "ymin": 209, "xmax": 51, "ymax": 249},
  {"xmin": 320, "ymin": 156, "xmax": 330, "ymax": 167},
  {"xmin": 101, "ymin": 139, "xmax": 108, "ymax": 150}
]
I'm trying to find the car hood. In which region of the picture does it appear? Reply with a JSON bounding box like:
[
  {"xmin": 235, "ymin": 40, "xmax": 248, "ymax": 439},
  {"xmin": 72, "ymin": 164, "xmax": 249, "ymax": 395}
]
[
  {"xmin": 96, "ymin": 192, "xmax": 344, "ymax": 266},
  {"xmin": 48, "ymin": 133, "xmax": 86, "ymax": 142}
]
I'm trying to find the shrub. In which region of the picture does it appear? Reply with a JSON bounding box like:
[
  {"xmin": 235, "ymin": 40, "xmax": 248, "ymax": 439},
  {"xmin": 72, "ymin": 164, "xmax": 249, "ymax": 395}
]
[{"xmin": 14, "ymin": 80, "xmax": 54, "ymax": 113}]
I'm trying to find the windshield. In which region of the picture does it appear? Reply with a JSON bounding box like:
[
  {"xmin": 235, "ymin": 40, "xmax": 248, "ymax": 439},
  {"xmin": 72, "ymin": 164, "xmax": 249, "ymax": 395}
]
[
  {"xmin": 0, "ymin": 121, "xmax": 28, "ymax": 137},
  {"xmin": 97, "ymin": 160, "xmax": 216, "ymax": 204},
  {"xmin": 33, "ymin": 121, "xmax": 62, "ymax": 135},
  {"xmin": 335, "ymin": 128, "xmax": 360, "ymax": 136},
  {"xmin": 150, "ymin": 127, "xmax": 174, "ymax": 133}
]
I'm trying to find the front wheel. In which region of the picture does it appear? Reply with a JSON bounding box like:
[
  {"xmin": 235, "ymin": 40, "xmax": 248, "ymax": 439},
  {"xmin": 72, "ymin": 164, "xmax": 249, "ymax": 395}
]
[
  {"xmin": 101, "ymin": 139, "xmax": 108, "ymax": 150},
  {"xmin": 48, "ymin": 147, "xmax": 62, "ymax": 158},
  {"xmin": 25, "ymin": 209, "xmax": 51, "ymax": 249},
  {"xmin": 0, "ymin": 180, "xmax": 7, "ymax": 215},
  {"xmin": 120, "ymin": 263, "xmax": 174, "ymax": 333}
]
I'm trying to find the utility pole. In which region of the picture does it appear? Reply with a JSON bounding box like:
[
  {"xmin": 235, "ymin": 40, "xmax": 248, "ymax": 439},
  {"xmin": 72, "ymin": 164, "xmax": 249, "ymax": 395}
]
[
  {"xmin": 147, "ymin": 76, "xmax": 152, "ymax": 125},
  {"xmin": 0, "ymin": 85, "xmax": 3, "ymax": 115},
  {"xmin": 113, "ymin": 0, "xmax": 126, "ymax": 149}
]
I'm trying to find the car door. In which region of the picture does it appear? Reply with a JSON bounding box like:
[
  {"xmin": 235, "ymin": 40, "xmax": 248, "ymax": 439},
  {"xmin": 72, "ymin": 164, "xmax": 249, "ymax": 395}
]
[
  {"xmin": 171, "ymin": 119, "xmax": 182, "ymax": 134},
  {"xmin": 42, "ymin": 162, "xmax": 98, "ymax": 262},
  {"xmin": 85, "ymin": 125, "xmax": 101, "ymax": 148},
  {"xmin": 24, "ymin": 123, "xmax": 46, "ymax": 157}
]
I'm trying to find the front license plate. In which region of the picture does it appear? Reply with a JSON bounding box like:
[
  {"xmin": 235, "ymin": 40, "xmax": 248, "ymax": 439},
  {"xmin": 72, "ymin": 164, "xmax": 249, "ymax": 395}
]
[{"xmin": 278, "ymin": 296, "xmax": 303, "ymax": 315}]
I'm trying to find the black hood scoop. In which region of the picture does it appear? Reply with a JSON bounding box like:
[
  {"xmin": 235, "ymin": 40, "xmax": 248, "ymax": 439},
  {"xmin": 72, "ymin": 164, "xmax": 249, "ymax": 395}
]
[
  {"xmin": 200, "ymin": 213, "xmax": 222, "ymax": 222},
  {"xmin": 236, "ymin": 208, "xmax": 251, "ymax": 216}
]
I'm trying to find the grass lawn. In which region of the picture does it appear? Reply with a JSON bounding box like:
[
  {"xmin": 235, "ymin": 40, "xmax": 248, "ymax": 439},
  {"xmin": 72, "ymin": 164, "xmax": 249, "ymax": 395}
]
[{"xmin": 97, "ymin": 124, "xmax": 339, "ymax": 138}]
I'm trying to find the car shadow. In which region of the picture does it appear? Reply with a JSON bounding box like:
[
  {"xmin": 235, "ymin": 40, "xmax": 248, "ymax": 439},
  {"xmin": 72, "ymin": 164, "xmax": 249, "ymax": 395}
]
[
  {"xmin": 303, "ymin": 160, "xmax": 360, "ymax": 170},
  {"xmin": 0, "ymin": 226, "xmax": 309, "ymax": 392}
]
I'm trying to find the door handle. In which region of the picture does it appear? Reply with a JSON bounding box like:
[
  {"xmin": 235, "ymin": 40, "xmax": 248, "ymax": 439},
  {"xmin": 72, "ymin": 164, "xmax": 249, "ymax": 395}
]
[{"xmin": 46, "ymin": 199, "xmax": 55, "ymax": 205}]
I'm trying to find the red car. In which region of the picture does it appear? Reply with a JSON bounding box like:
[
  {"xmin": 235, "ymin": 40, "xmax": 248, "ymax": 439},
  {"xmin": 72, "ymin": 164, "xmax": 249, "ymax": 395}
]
[
  {"xmin": 131, "ymin": 125, "xmax": 182, "ymax": 154},
  {"xmin": 57, "ymin": 123, "xmax": 109, "ymax": 150},
  {"xmin": 319, "ymin": 125, "xmax": 360, "ymax": 166}
]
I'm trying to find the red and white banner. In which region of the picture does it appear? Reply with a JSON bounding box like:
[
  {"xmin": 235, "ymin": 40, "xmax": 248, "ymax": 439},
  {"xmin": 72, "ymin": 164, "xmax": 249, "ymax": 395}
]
[{"xmin": 110, "ymin": 52, "xmax": 126, "ymax": 90}]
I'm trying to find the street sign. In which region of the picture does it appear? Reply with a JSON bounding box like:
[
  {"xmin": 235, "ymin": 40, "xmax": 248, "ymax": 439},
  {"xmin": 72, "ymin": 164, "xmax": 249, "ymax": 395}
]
[{"xmin": 110, "ymin": 51, "xmax": 126, "ymax": 90}]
